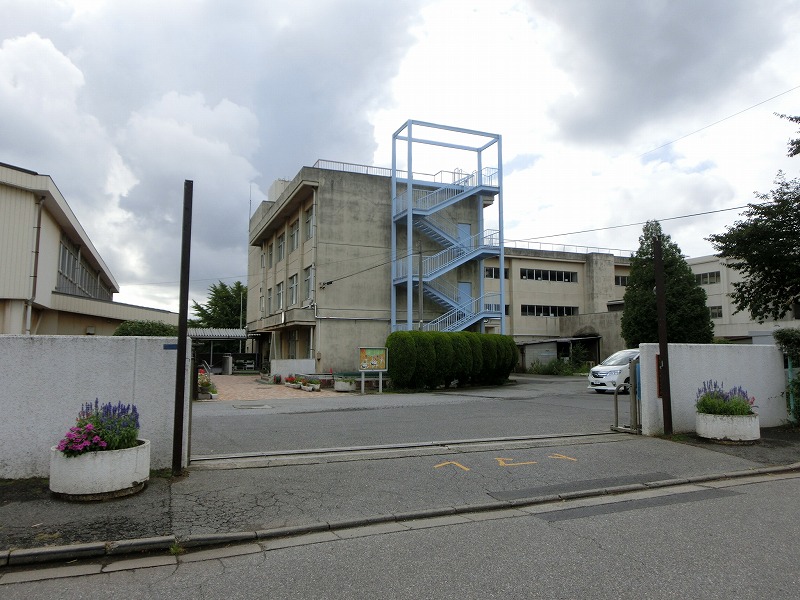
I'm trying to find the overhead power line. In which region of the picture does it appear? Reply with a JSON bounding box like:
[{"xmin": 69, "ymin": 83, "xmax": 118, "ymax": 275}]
[{"xmin": 638, "ymin": 84, "xmax": 800, "ymax": 158}]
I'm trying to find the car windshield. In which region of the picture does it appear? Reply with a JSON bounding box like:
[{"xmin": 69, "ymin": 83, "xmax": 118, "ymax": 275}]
[{"xmin": 600, "ymin": 350, "xmax": 638, "ymax": 366}]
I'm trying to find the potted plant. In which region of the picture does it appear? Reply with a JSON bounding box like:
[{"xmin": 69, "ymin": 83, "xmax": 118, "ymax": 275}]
[
  {"xmin": 334, "ymin": 377, "xmax": 357, "ymax": 392},
  {"xmin": 284, "ymin": 375, "xmax": 301, "ymax": 389},
  {"xmin": 695, "ymin": 381, "xmax": 759, "ymax": 443},
  {"xmin": 198, "ymin": 371, "xmax": 212, "ymax": 391},
  {"xmin": 49, "ymin": 399, "xmax": 150, "ymax": 500},
  {"xmin": 308, "ymin": 378, "xmax": 321, "ymax": 391},
  {"xmin": 208, "ymin": 383, "xmax": 219, "ymax": 399}
]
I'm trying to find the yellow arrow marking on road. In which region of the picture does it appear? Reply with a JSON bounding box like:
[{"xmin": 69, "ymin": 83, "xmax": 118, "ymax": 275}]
[
  {"xmin": 495, "ymin": 457, "xmax": 538, "ymax": 467},
  {"xmin": 434, "ymin": 461, "xmax": 470, "ymax": 471},
  {"xmin": 548, "ymin": 453, "xmax": 578, "ymax": 461}
]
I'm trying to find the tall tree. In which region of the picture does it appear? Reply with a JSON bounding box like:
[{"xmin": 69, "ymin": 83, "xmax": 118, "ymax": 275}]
[
  {"xmin": 775, "ymin": 113, "xmax": 800, "ymax": 157},
  {"xmin": 707, "ymin": 172, "xmax": 800, "ymax": 322},
  {"xmin": 190, "ymin": 281, "xmax": 247, "ymax": 328},
  {"xmin": 621, "ymin": 221, "xmax": 713, "ymax": 347}
]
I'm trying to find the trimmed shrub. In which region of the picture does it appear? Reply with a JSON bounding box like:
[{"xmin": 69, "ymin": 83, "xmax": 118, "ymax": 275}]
[
  {"xmin": 463, "ymin": 332, "xmax": 483, "ymax": 385},
  {"xmin": 386, "ymin": 331, "xmax": 416, "ymax": 389},
  {"xmin": 113, "ymin": 320, "xmax": 178, "ymax": 336},
  {"xmin": 495, "ymin": 335, "xmax": 517, "ymax": 382},
  {"xmin": 479, "ymin": 335, "xmax": 499, "ymax": 384},
  {"xmin": 409, "ymin": 330, "xmax": 436, "ymax": 389},
  {"xmin": 431, "ymin": 332, "xmax": 455, "ymax": 388},
  {"xmin": 450, "ymin": 332, "xmax": 472, "ymax": 386}
]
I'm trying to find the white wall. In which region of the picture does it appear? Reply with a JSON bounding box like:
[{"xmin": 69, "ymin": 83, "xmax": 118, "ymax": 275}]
[
  {"xmin": 0, "ymin": 335, "xmax": 190, "ymax": 478},
  {"xmin": 639, "ymin": 343, "xmax": 789, "ymax": 435}
]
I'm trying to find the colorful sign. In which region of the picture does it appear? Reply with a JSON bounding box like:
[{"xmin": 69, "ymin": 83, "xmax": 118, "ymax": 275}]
[{"xmin": 359, "ymin": 347, "xmax": 388, "ymax": 371}]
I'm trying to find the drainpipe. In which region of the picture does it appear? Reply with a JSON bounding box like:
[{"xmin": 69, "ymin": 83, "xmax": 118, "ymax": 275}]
[{"xmin": 25, "ymin": 196, "xmax": 44, "ymax": 335}]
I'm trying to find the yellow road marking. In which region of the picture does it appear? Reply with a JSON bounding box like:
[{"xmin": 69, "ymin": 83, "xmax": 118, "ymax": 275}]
[
  {"xmin": 548, "ymin": 453, "xmax": 578, "ymax": 461},
  {"xmin": 495, "ymin": 457, "xmax": 538, "ymax": 467},
  {"xmin": 434, "ymin": 461, "xmax": 470, "ymax": 471}
]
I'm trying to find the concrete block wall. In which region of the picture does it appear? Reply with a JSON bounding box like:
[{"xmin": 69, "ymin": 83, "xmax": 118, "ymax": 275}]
[
  {"xmin": 638, "ymin": 343, "xmax": 789, "ymax": 435},
  {"xmin": 0, "ymin": 335, "xmax": 190, "ymax": 478}
]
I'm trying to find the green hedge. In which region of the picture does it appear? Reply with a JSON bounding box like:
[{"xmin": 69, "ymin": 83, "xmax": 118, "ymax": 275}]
[
  {"xmin": 113, "ymin": 320, "xmax": 178, "ymax": 336},
  {"xmin": 386, "ymin": 330, "xmax": 518, "ymax": 390}
]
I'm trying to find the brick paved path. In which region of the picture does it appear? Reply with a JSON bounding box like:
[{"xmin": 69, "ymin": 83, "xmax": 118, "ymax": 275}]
[{"xmin": 208, "ymin": 374, "xmax": 340, "ymax": 401}]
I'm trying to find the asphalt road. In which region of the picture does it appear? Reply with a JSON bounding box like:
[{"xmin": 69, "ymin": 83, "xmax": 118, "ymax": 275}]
[
  {"xmin": 4, "ymin": 474, "xmax": 798, "ymax": 599},
  {"xmin": 189, "ymin": 375, "xmax": 633, "ymax": 456}
]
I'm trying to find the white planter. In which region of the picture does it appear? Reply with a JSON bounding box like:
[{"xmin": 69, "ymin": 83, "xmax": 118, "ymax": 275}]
[
  {"xmin": 696, "ymin": 413, "xmax": 760, "ymax": 443},
  {"xmin": 49, "ymin": 439, "xmax": 151, "ymax": 500},
  {"xmin": 334, "ymin": 381, "xmax": 356, "ymax": 392}
]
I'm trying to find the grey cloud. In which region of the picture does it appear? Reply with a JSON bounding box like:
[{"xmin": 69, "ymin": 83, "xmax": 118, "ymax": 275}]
[
  {"xmin": 529, "ymin": 0, "xmax": 789, "ymax": 144},
  {"xmin": 0, "ymin": 0, "xmax": 424, "ymax": 309}
]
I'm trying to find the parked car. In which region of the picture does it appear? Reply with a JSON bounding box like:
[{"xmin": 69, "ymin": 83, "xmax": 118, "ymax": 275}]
[{"xmin": 587, "ymin": 349, "xmax": 639, "ymax": 393}]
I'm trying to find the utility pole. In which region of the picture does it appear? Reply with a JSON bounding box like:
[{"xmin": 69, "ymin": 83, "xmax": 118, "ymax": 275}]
[
  {"xmin": 653, "ymin": 235, "xmax": 673, "ymax": 436},
  {"xmin": 173, "ymin": 180, "xmax": 193, "ymax": 476}
]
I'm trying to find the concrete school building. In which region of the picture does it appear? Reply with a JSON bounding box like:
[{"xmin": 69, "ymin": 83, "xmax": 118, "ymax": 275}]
[
  {"xmin": 246, "ymin": 121, "xmax": 797, "ymax": 375},
  {"xmin": 246, "ymin": 122, "xmax": 634, "ymax": 374},
  {"xmin": 0, "ymin": 161, "xmax": 178, "ymax": 335}
]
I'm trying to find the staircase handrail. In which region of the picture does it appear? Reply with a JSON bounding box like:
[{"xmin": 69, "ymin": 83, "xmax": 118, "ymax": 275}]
[{"xmin": 422, "ymin": 293, "xmax": 501, "ymax": 332}]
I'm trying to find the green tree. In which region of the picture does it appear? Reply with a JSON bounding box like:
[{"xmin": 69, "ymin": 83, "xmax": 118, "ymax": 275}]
[
  {"xmin": 190, "ymin": 281, "xmax": 247, "ymax": 328},
  {"xmin": 113, "ymin": 320, "xmax": 177, "ymax": 336},
  {"xmin": 776, "ymin": 113, "xmax": 800, "ymax": 157},
  {"xmin": 707, "ymin": 173, "xmax": 800, "ymax": 322},
  {"xmin": 621, "ymin": 221, "xmax": 713, "ymax": 347}
]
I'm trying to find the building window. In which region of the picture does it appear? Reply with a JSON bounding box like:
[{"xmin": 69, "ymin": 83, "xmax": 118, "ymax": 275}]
[
  {"xmin": 276, "ymin": 282, "xmax": 283, "ymax": 309},
  {"xmin": 695, "ymin": 271, "xmax": 721, "ymax": 285},
  {"xmin": 304, "ymin": 208, "xmax": 313, "ymax": 240},
  {"xmin": 484, "ymin": 267, "xmax": 509, "ymax": 279},
  {"xmin": 288, "ymin": 274, "xmax": 298, "ymax": 306},
  {"xmin": 520, "ymin": 304, "xmax": 579, "ymax": 317},
  {"xmin": 57, "ymin": 234, "xmax": 112, "ymax": 301},
  {"xmin": 303, "ymin": 267, "xmax": 313, "ymax": 300},
  {"xmin": 615, "ymin": 275, "xmax": 629, "ymax": 286},
  {"xmin": 288, "ymin": 330, "xmax": 298, "ymax": 359},
  {"xmin": 710, "ymin": 306, "xmax": 723, "ymax": 319},
  {"xmin": 267, "ymin": 288, "xmax": 272, "ymax": 314},
  {"xmin": 277, "ymin": 234, "xmax": 285, "ymax": 262},
  {"xmin": 259, "ymin": 289, "xmax": 264, "ymax": 315},
  {"xmin": 268, "ymin": 243, "xmax": 273, "ymax": 267},
  {"xmin": 290, "ymin": 220, "xmax": 300, "ymax": 252},
  {"xmin": 520, "ymin": 268, "xmax": 578, "ymax": 283},
  {"xmin": 260, "ymin": 252, "xmax": 265, "ymax": 269},
  {"xmin": 484, "ymin": 303, "xmax": 511, "ymax": 315}
]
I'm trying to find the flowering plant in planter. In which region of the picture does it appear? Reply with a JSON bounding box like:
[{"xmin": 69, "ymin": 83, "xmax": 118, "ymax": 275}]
[
  {"xmin": 56, "ymin": 399, "xmax": 140, "ymax": 457},
  {"xmin": 198, "ymin": 372, "xmax": 212, "ymax": 389},
  {"xmin": 695, "ymin": 381, "xmax": 756, "ymax": 415},
  {"xmin": 285, "ymin": 375, "xmax": 297, "ymax": 384}
]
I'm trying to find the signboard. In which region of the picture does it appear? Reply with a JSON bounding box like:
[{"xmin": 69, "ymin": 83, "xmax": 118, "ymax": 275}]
[{"xmin": 359, "ymin": 347, "xmax": 388, "ymax": 371}]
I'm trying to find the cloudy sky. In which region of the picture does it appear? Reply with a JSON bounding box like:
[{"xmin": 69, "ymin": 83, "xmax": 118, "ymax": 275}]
[{"xmin": 2, "ymin": 0, "xmax": 799, "ymax": 313}]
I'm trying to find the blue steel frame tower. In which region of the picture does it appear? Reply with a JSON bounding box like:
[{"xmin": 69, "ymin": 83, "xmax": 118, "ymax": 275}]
[{"xmin": 390, "ymin": 121, "xmax": 505, "ymax": 334}]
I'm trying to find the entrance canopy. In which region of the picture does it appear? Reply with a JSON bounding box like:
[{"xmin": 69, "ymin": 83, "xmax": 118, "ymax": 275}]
[{"xmin": 187, "ymin": 328, "xmax": 248, "ymax": 341}]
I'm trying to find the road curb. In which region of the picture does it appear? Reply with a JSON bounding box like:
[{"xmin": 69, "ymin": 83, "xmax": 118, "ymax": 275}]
[{"xmin": 3, "ymin": 462, "xmax": 799, "ymax": 573}]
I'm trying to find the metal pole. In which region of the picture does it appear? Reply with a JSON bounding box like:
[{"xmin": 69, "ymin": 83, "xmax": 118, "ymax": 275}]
[
  {"xmin": 654, "ymin": 235, "xmax": 673, "ymax": 436},
  {"xmin": 418, "ymin": 241, "xmax": 423, "ymax": 329},
  {"xmin": 172, "ymin": 180, "xmax": 193, "ymax": 476}
]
